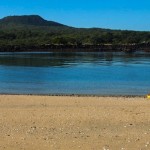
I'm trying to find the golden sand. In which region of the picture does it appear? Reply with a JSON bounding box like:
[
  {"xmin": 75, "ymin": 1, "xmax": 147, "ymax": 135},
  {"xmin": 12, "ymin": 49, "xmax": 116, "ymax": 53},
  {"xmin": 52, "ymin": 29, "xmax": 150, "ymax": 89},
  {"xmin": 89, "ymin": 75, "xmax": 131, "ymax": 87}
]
[{"xmin": 0, "ymin": 95, "xmax": 150, "ymax": 150}]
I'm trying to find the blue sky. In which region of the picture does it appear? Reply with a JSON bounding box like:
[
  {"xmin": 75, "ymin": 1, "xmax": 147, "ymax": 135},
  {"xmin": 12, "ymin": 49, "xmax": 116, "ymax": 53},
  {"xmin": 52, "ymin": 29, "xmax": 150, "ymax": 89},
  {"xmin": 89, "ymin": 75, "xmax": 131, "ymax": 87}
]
[{"xmin": 0, "ymin": 0, "xmax": 150, "ymax": 31}]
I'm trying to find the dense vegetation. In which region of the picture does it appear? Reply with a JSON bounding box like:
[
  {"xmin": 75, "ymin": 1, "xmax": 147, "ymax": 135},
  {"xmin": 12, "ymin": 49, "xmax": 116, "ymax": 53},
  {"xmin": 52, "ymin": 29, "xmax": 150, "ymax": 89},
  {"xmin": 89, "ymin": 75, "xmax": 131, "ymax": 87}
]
[{"xmin": 0, "ymin": 15, "xmax": 150, "ymax": 47}]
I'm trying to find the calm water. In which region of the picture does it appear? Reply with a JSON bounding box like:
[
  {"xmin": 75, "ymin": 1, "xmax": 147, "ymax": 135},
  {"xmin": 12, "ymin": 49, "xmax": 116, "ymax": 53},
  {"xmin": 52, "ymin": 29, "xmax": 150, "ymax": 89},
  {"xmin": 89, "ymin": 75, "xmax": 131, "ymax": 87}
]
[{"xmin": 0, "ymin": 52, "xmax": 150, "ymax": 96}]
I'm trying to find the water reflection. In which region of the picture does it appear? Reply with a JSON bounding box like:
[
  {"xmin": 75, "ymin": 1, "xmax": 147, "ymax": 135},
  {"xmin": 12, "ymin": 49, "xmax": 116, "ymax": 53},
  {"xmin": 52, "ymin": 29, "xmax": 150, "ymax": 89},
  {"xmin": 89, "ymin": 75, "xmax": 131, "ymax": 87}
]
[
  {"xmin": 0, "ymin": 52, "xmax": 150, "ymax": 67},
  {"xmin": 0, "ymin": 51, "xmax": 150, "ymax": 95}
]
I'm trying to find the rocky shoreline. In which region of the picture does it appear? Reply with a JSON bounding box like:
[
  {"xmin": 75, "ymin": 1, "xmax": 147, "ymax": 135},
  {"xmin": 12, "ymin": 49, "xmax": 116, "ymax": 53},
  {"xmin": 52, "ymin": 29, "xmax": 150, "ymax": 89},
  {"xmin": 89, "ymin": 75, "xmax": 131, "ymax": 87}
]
[{"xmin": 0, "ymin": 43, "xmax": 150, "ymax": 52}]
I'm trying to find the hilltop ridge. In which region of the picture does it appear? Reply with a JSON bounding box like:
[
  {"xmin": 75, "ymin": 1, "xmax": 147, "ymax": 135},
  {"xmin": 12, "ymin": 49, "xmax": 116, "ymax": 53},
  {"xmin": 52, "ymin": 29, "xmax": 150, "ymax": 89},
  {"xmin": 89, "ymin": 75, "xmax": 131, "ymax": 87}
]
[{"xmin": 0, "ymin": 15, "xmax": 66, "ymax": 27}]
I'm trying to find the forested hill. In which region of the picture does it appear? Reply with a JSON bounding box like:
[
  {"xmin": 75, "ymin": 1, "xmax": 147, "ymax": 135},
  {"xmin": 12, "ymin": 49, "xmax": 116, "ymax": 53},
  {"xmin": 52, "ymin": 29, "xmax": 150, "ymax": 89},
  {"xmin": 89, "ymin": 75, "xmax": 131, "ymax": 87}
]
[{"xmin": 0, "ymin": 15, "xmax": 150, "ymax": 51}]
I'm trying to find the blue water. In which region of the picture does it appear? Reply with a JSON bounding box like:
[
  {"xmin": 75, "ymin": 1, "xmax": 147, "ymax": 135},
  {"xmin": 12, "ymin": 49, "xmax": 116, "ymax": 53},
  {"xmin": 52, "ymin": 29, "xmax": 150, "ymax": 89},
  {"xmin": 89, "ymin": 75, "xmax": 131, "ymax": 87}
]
[{"xmin": 0, "ymin": 52, "xmax": 150, "ymax": 95}]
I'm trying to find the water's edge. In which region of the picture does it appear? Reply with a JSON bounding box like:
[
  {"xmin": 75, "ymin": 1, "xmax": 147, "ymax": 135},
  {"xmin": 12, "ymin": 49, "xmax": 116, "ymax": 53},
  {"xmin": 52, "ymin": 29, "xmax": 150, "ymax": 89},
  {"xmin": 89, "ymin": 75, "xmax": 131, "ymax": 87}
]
[{"xmin": 0, "ymin": 93, "xmax": 145, "ymax": 98}]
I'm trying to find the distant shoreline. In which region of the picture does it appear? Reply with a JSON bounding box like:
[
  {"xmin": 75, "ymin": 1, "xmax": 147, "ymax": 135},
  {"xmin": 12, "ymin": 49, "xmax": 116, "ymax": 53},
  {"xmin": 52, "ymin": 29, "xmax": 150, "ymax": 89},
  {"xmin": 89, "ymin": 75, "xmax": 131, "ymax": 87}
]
[{"xmin": 0, "ymin": 43, "xmax": 150, "ymax": 53}]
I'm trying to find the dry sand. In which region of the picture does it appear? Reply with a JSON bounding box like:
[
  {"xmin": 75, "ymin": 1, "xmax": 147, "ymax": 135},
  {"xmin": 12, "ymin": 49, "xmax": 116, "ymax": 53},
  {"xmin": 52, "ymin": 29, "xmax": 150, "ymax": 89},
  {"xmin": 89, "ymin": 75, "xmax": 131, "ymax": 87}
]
[{"xmin": 0, "ymin": 95, "xmax": 150, "ymax": 150}]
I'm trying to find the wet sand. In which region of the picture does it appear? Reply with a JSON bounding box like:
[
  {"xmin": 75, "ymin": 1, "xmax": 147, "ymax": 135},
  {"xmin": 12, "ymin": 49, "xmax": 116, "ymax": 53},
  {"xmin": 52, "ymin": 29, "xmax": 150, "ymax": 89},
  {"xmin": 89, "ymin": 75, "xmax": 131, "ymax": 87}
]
[{"xmin": 0, "ymin": 95, "xmax": 150, "ymax": 150}]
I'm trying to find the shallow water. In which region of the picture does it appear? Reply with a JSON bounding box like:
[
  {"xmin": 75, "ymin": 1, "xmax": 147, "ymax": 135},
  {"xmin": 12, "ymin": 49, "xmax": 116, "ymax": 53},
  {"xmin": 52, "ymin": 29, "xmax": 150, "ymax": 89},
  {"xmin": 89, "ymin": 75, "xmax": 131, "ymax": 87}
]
[{"xmin": 0, "ymin": 51, "xmax": 150, "ymax": 95}]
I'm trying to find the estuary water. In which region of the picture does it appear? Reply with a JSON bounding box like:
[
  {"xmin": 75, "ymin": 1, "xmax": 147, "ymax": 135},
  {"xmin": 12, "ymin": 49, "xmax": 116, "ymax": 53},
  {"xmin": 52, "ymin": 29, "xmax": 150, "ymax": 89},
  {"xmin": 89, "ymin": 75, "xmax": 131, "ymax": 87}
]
[{"xmin": 0, "ymin": 52, "xmax": 150, "ymax": 96}]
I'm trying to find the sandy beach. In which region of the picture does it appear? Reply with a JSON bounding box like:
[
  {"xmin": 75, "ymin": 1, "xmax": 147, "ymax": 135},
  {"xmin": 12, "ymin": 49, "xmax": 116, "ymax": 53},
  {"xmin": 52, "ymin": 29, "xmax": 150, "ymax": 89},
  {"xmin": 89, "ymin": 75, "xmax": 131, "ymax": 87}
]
[{"xmin": 0, "ymin": 95, "xmax": 150, "ymax": 150}]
